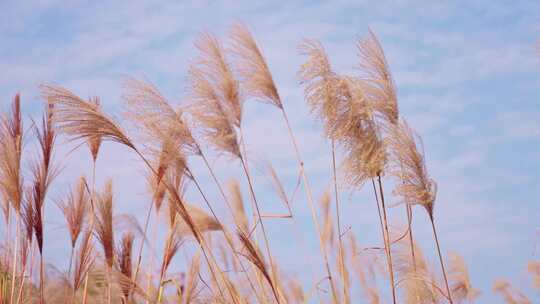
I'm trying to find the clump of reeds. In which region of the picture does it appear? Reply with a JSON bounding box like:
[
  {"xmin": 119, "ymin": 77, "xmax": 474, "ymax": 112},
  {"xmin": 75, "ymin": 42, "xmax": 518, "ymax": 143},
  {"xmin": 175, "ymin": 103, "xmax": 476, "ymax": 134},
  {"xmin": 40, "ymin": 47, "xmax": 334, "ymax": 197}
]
[{"xmin": 3, "ymin": 23, "xmax": 535, "ymax": 304}]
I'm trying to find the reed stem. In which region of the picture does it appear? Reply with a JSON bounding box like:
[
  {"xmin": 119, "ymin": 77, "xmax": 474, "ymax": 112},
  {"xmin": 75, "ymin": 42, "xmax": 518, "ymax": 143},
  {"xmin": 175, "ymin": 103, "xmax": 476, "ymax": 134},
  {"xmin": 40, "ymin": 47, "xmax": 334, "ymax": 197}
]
[
  {"xmin": 331, "ymin": 140, "xmax": 347, "ymax": 302},
  {"xmin": 39, "ymin": 253, "xmax": 44, "ymax": 304},
  {"xmin": 377, "ymin": 174, "xmax": 397, "ymax": 304},
  {"xmin": 430, "ymin": 217, "xmax": 453, "ymax": 304},
  {"xmin": 9, "ymin": 214, "xmax": 20, "ymax": 304},
  {"xmin": 82, "ymin": 274, "xmax": 89, "ymax": 304}
]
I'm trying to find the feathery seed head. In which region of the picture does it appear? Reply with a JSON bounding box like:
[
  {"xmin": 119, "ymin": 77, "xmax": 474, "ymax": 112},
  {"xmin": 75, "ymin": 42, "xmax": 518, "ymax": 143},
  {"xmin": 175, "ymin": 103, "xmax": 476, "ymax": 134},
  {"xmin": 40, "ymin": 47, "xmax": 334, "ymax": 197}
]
[{"xmin": 229, "ymin": 23, "xmax": 282, "ymax": 108}]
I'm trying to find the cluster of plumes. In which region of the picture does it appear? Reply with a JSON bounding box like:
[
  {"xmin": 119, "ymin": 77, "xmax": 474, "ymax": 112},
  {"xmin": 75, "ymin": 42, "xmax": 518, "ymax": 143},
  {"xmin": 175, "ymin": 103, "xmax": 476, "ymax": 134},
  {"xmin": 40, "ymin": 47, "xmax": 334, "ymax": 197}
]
[
  {"xmin": 298, "ymin": 33, "xmax": 392, "ymax": 188},
  {"xmin": 299, "ymin": 31, "xmax": 441, "ymax": 218},
  {"xmin": 5, "ymin": 25, "xmax": 538, "ymax": 304},
  {"xmin": 298, "ymin": 29, "xmax": 455, "ymax": 304}
]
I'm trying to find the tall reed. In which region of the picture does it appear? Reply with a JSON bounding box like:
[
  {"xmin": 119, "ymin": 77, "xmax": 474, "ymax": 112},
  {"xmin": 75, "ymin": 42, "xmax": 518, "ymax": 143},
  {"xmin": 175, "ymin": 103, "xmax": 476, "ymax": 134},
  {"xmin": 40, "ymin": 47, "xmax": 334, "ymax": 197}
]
[
  {"xmin": 0, "ymin": 26, "xmax": 501, "ymax": 303},
  {"xmin": 230, "ymin": 23, "xmax": 340, "ymax": 303},
  {"xmin": 387, "ymin": 119, "xmax": 453, "ymax": 303}
]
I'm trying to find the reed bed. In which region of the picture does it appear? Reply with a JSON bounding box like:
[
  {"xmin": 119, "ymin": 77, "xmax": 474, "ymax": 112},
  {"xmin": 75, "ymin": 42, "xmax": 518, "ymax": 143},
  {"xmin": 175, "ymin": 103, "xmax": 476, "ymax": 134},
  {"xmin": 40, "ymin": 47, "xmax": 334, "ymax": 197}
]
[{"xmin": 0, "ymin": 25, "xmax": 537, "ymax": 304}]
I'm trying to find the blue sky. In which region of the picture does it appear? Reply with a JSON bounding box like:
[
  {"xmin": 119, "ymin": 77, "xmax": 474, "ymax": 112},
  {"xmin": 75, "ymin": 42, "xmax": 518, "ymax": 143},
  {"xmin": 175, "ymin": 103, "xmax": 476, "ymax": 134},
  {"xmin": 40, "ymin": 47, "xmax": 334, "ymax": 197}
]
[{"xmin": 1, "ymin": 1, "xmax": 539, "ymax": 302}]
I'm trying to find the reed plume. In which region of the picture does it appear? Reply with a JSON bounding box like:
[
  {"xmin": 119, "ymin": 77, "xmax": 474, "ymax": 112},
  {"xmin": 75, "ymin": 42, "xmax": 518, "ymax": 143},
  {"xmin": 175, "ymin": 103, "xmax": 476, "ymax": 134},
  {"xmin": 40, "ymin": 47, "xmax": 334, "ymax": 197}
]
[
  {"xmin": 58, "ymin": 177, "xmax": 88, "ymax": 249},
  {"xmin": 228, "ymin": 180, "xmax": 249, "ymax": 234},
  {"xmin": 188, "ymin": 51, "xmax": 240, "ymax": 157},
  {"xmin": 58, "ymin": 176, "xmax": 89, "ymax": 287},
  {"xmin": 116, "ymin": 232, "xmax": 134, "ymax": 303},
  {"xmin": 123, "ymin": 77, "xmax": 199, "ymax": 156},
  {"xmin": 229, "ymin": 23, "xmax": 281, "ymax": 108},
  {"xmin": 493, "ymin": 279, "xmax": 531, "ymax": 304},
  {"xmin": 176, "ymin": 204, "xmax": 222, "ymax": 237},
  {"xmin": 157, "ymin": 226, "xmax": 183, "ymax": 303},
  {"xmin": 73, "ymin": 230, "xmax": 94, "ymax": 293},
  {"xmin": 298, "ymin": 39, "xmax": 343, "ymax": 137},
  {"xmin": 40, "ymin": 84, "xmax": 135, "ymax": 150},
  {"xmin": 356, "ymin": 29, "xmax": 398, "ymax": 125},
  {"xmin": 448, "ymin": 253, "xmax": 480, "ymax": 303},
  {"xmin": 387, "ymin": 120, "xmax": 436, "ymax": 218},
  {"xmin": 194, "ymin": 33, "xmax": 243, "ymax": 126}
]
